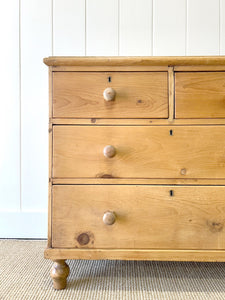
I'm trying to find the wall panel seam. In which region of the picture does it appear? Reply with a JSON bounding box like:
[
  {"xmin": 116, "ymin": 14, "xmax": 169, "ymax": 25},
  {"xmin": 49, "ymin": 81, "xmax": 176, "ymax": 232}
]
[
  {"xmin": 51, "ymin": 0, "xmax": 54, "ymax": 56},
  {"xmin": 152, "ymin": 0, "xmax": 154, "ymax": 55},
  {"xmin": 185, "ymin": 0, "xmax": 187, "ymax": 55},
  {"xmin": 85, "ymin": 0, "xmax": 87, "ymax": 56},
  {"xmin": 186, "ymin": 0, "xmax": 188, "ymax": 55},
  {"xmin": 118, "ymin": 0, "xmax": 120, "ymax": 55},
  {"xmin": 219, "ymin": 0, "xmax": 221, "ymax": 55},
  {"xmin": 19, "ymin": 0, "xmax": 22, "ymax": 212}
]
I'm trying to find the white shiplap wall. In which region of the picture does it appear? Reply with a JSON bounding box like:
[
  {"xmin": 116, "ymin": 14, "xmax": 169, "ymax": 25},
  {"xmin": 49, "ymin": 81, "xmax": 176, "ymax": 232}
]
[{"xmin": 1, "ymin": 0, "xmax": 225, "ymax": 238}]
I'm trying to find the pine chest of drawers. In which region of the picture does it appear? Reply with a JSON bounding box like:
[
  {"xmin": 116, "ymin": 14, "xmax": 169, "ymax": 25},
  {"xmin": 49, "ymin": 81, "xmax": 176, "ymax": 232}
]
[{"xmin": 44, "ymin": 56, "xmax": 225, "ymax": 289}]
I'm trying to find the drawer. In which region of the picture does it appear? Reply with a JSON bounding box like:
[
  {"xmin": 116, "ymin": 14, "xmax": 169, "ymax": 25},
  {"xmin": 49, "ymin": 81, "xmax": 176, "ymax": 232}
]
[
  {"xmin": 52, "ymin": 185, "xmax": 225, "ymax": 249},
  {"xmin": 52, "ymin": 72, "xmax": 168, "ymax": 118},
  {"xmin": 175, "ymin": 72, "xmax": 225, "ymax": 118},
  {"xmin": 53, "ymin": 125, "xmax": 225, "ymax": 179}
]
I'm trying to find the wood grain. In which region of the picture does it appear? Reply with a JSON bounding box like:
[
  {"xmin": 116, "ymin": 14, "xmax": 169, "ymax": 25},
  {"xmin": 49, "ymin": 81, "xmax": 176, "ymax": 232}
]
[
  {"xmin": 52, "ymin": 178, "xmax": 225, "ymax": 185},
  {"xmin": 51, "ymin": 66, "xmax": 169, "ymax": 71},
  {"xmin": 48, "ymin": 68, "xmax": 53, "ymax": 247},
  {"xmin": 45, "ymin": 248, "xmax": 225, "ymax": 262},
  {"xmin": 46, "ymin": 56, "xmax": 225, "ymax": 269},
  {"xmin": 51, "ymin": 118, "xmax": 225, "ymax": 125},
  {"xmin": 50, "ymin": 260, "xmax": 70, "ymax": 290},
  {"xmin": 53, "ymin": 125, "xmax": 225, "ymax": 179},
  {"xmin": 44, "ymin": 56, "xmax": 225, "ymax": 66},
  {"xmin": 53, "ymin": 72, "xmax": 168, "ymax": 118},
  {"xmin": 52, "ymin": 185, "xmax": 225, "ymax": 250},
  {"xmin": 175, "ymin": 72, "xmax": 225, "ymax": 118},
  {"xmin": 168, "ymin": 66, "xmax": 174, "ymax": 121},
  {"xmin": 174, "ymin": 66, "xmax": 225, "ymax": 71}
]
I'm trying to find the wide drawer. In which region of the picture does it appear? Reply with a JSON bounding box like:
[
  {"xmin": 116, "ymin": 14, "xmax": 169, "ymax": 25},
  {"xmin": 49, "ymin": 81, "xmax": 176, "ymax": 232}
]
[
  {"xmin": 52, "ymin": 72, "xmax": 168, "ymax": 118},
  {"xmin": 52, "ymin": 185, "xmax": 225, "ymax": 249},
  {"xmin": 53, "ymin": 125, "xmax": 225, "ymax": 179},
  {"xmin": 175, "ymin": 72, "xmax": 225, "ymax": 118}
]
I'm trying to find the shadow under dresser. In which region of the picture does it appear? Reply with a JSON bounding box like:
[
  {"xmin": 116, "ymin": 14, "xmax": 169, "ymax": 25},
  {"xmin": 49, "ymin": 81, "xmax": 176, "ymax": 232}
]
[{"xmin": 44, "ymin": 56, "xmax": 225, "ymax": 289}]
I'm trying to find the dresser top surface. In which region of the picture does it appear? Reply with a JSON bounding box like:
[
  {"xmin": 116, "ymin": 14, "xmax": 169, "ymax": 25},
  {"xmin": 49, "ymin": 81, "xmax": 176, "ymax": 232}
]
[{"xmin": 44, "ymin": 56, "xmax": 225, "ymax": 67}]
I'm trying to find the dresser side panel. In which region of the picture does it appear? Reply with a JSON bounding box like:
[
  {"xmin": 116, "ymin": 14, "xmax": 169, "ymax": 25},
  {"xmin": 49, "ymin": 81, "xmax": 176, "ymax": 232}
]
[{"xmin": 48, "ymin": 67, "xmax": 53, "ymax": 247}]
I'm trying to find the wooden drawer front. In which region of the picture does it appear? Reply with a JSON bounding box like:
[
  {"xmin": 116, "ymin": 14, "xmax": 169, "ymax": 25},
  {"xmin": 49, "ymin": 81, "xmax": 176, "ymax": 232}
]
[
  {"xmin": 53, "ymin": 125, "xmax": 225, "ymax": 179},
  {"xmin": 175, "ymin": 72, "xmax": 225, "ymax": 118},
  {"xmin": 52, "ymin": 185, "xmax": 225, "ymax": 249},
  {"xmin": 52, "ymin": 72, "xmax": 168, "ymax": 118}
]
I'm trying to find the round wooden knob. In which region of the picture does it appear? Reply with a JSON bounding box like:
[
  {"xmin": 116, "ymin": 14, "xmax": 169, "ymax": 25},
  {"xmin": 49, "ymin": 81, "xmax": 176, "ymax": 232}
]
[
  {"xmin": 103, "ymin": 211, "xmax": 116, "ymax": 225},
  {"xmin": 180, "ymin": 168, "xmax": 187, "ymax": 175},
  {"xmin": 103, "ymin": 87, "xmax": 116, "ymax": 101},
  {"xmin": 103, "ymin": 145, "xmax": 116, "ymax": 158}
]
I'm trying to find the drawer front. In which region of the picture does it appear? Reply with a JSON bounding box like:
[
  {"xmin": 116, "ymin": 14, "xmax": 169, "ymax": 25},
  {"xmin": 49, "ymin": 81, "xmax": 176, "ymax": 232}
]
[
  {"xmin": 52, "ymin": 185, "xmax": 225, "ymax": 249},
  {"xmin": 52, "ymin": 72, "xmax": 168, "ymax": 118},
  {"xmin": 53, "ymin": 125, "xmax": 225, "ymax": 179},
  {"xmin": 175, "ymin": 72, "xmax": 225, "ymax": 118}
]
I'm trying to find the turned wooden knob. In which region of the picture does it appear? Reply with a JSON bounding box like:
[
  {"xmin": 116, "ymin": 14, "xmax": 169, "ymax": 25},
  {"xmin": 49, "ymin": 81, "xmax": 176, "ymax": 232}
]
[
  {"xmin": 103, "ymin": 87, "xmax": 116, "ymax": 101},
  {"xmin": 103, "ymin": 211, "xmax": 116, "ymax": 225},
  {"xmin": 103, "ymin": 145, "xmax": 116, "ymax": 158},
  {"xmin": 180, "ymin": 168, "xmax": 187, "ymax": 175}
]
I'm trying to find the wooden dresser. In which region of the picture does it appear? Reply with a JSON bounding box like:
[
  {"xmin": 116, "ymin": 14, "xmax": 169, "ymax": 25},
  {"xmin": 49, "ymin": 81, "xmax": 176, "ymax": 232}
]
[{"xmin": 44, "ymin": 56, "xmax": 225, "ymax": 290}]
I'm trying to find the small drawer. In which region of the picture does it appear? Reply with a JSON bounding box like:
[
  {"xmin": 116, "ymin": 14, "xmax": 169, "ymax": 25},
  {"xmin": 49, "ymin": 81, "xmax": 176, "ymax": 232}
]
[
  {"xmin": 53, "ymin": 125, "xmax": 225, "ymax": 179},
  {"xmin": 52, "ymin": 72, "xmax": 168, "ymax": 118},
  {"xmin": 52, "ymin": 185, "xmax": 225, "ymax": 249},
  {"xmin": 175, "ymin": 72, "xmax": 225, "ymax": 118}
]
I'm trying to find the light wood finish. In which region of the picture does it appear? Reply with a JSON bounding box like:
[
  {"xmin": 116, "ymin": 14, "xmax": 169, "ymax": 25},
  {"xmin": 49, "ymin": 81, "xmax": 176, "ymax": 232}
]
[
  {"xmin": 103, "ymin": 211, "xmax": 116, "ymax": 225},
  {"xmin": 53, "ymin": 125, "xmax": 225, "ymax": 179},
  {"xmin": 45, "ymin": 248, "xmax": 225, "ymax": 262},
  {"xmin": 51, "ymin": 65, "xmax": 169, "ymax": 72},
  {"xmin": 168, "ymin": 66, "xmax": 174, "ymax": 122},
  {"xmin": 50, "ymin": 260, "xmax": 70, "ymax": 290},
  {"xmin": 175, "ymin": 72, "xmax": 225, "ymax": 118},
  {"xmin": 52, "ymin": 185, "xmax": 225, "ymax": 250},
  {"xmin": 48, "ymin": 123, "xmax": 53, "ymax": 248},
  {"xmin": 48, "ymin": 67, "xmax": 53, "ymax": 248},
  {"xmin": 49, "ymin": 67, "xmax": 53, "ymax": 119},
  {"xmin": 52, "ymin": 178, "xmax": 225, "ymax": 185},
  {"xmin": 51, "ymin": 118, "xmax": 225, "ymax": 125},
  {"xmin": 53, "ymin": 72, "xmax": 168, "ymax": 118},
  {"xmin": 174, "ymin": 65, "xmax": 225, "ymax": 71},
  {"xmin": 103, "ymin": 87, "xmax": 116, "ymax": 101},
  {"xmin": 44, "ymin": 56, "xmax": 225, "ymax": 66},
  {"xmin": 45, "ymin": 57, "xmax": 225, "ymax": 289},
  {"xmin": 103, "ymin": 145, "xmax": 116, "ymax": 158}
]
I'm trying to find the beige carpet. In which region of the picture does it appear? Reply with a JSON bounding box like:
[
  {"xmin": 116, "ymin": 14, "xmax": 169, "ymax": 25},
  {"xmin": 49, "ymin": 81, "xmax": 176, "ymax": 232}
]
[{"xmin": 0, "ymin": 240, "xmax": 225, "ymax": 300}]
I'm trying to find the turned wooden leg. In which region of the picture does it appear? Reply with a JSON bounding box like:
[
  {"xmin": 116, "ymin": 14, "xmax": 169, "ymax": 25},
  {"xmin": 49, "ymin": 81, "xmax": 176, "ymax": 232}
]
[{"xmin": 50, "ymin": 260, "xmax": 70, "ymax": 290}]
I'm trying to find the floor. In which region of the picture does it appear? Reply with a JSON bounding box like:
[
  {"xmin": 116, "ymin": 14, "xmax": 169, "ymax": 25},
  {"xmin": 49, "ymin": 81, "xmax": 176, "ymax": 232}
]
[{"xmin": 0, "ymin": 239, "xmax": 225, "ymax": 299}]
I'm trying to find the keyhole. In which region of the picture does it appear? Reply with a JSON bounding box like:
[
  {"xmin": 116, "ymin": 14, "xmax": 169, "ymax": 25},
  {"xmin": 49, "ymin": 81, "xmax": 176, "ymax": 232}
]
[
  {"xmin": 170, "ymin": 130, "xmax": 173, "ymax": 136},
  {"xmin": 170, "ymin": 190, "xmax": 174, "ymax": 197},
  {"xmin": 108, "ymin": 76, "xmax": 111, "ymax": 82}
]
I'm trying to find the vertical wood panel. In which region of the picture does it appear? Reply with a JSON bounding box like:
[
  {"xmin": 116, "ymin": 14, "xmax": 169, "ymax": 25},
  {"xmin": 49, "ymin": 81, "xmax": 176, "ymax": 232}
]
[
  {"xmin": 53, "ymin": 0, "xmax": 85, "ymax": 55},
  {"xmin": 0, "ymin": 212, "xmax": 47, "ymax": 238},
  {"xmin": 119, "ymin": 0, "xmax": 152, "ymax": 55},
  {"xmin": 187, "ymin": 0, "xmax": 220, "ymax": 55},
  {"xmin": 153, "ymin": 0, "xmax": 186, "ymax": 55},
  {"xmin": 0, "ymin": 0, "xmax": 20, "ymax": 211},
  {"xmin": 86, "ymin": 0, "xmax": 118, "ymax": 55},
  {"xmin": 21, "ymin": 0, "xmax": 51, "ymax": 211}
]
